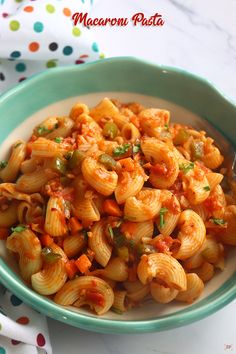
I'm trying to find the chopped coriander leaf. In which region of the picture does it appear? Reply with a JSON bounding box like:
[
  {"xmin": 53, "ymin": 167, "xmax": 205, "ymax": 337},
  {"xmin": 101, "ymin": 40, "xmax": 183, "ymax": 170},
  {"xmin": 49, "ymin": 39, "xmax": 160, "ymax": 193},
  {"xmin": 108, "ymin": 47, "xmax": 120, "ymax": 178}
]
[
  {"xmin": 14, "ymin": 142, "xmax": 22, "ymax": 149},
  {"xmin": 179, "ymin": 162, "xmax": 194, "ymax": 174},
  {"xmin": 36, "ymin": 126, "xmax": 52, "ymax": 135},
  {"xmin": 164, "ymin": 123, "xmax": 169, "ymax": 131},
  {"xmin": 159, "ymin": 207, "xmax": 168, "ymax": 229},
  {"xmin": 113, "ymin": 143, "xmax": 131, "ymax": 157},
  {"xmin": 108, "ymin": 225, "xmax": 114, "ymax": 239},
  {"xmin": 210, "ymin": 218, "xmax": 226, "ymax": 225},
  {"xmin": 82, "ymin": 230, "xmax": 88, "ymax": 240},
  {"xmin": 203, "ymin": 186, "xmax": 210, "ymax": 191},
  {"xmin": 116, "ymin": 219, "xmax": 123, "ymax": 228},
  {"xmin": 0, "ymin": 161, "xmax": 7, "ymax": 169},
  {"xmin": 11, "ymin": 225, "xmax": 27, "ymax": 233},
  {"xmin": 132, "ymin": 142, "xmax": 141, "ymax": 154},
  {"xmin": 65, "ymin": 151, "xmax": 73, "ymax": 160},
  {"xmin": 54, "ymin": 137, "xmax": 63, "ymax": 143}
]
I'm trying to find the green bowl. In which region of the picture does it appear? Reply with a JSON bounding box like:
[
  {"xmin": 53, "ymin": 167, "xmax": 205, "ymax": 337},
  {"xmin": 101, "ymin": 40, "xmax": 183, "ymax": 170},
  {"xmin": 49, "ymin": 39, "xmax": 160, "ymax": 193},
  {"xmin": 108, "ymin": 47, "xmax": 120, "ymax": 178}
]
[{"xmin": 0, "ymin": 57, "xmax": 236, "ymax": 334}]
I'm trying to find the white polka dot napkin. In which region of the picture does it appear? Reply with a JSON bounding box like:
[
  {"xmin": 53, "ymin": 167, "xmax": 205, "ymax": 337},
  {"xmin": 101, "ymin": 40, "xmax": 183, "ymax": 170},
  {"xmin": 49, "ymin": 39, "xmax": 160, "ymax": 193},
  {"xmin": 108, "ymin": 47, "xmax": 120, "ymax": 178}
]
[
  {"xmin": 0, "ymin": 285, "xmax": 52, "ymax": 353},
  {"xmin": 0, "ymin": 0, "xmax": 104, "ymax": 94}
]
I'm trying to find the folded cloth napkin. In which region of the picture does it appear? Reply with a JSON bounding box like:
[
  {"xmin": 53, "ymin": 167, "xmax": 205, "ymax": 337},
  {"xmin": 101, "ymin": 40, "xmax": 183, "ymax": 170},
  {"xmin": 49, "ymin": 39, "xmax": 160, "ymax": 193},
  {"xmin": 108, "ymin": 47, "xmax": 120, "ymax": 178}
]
[
  {"xmin": 0, "ymin": 0, "xmax": 104, "ymax": 93},
  {"xmin": 0, "ymin": 1, "xmax": 104, "ymax": 352},
  {"xmin": 0, "ymin": 285, "xmax": 52, "ymax": 353}
]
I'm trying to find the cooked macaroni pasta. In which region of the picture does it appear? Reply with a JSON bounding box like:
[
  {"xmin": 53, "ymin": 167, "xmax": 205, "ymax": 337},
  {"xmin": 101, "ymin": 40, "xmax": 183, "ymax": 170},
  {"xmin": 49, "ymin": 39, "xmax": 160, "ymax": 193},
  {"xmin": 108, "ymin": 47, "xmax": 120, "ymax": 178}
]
[{"xmin": 1, "ymin": 97, "xmax": 235, "ymax": 315}]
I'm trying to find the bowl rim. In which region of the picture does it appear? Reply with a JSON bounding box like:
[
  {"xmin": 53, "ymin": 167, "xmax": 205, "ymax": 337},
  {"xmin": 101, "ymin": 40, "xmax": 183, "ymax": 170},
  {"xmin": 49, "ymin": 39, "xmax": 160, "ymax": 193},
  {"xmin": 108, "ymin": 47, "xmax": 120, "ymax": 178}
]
[{"xmin": 0, "ymin": 56, "xmax": 236, "ymax": 334}]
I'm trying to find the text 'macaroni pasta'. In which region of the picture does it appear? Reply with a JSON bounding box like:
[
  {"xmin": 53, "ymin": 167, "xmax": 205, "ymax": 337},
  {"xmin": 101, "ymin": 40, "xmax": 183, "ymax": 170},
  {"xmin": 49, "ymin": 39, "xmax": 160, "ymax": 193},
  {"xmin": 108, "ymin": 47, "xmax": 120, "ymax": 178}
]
[{"xmin": 1, "ymin": 97, "xmax": 236, "ymax": 315}]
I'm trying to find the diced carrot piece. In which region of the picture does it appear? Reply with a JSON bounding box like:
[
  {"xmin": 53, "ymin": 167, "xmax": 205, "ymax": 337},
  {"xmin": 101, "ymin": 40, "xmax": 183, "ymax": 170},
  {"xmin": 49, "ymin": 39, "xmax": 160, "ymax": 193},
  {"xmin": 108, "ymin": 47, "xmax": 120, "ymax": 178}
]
[
  {"xmin": 65, "ymin": 260, "xmax": 78, "ymax": 280},
  {"xmin": 119, "ymin": 157, "xmax": 135, "ymax": 172},
  {"xmin": 151, "ymin": 163, "xmax": 168, "ymax": 175},
  {"xmin": 103, "ymin": 199, "xmax": 122, "ymax": 217},
  {"xmin": 120, "ymin": 221, "xmax": 137, "ymax": 235},
  {"xmin": 69, "ymin": 217, "xmax": 83, "ymax": 235},
  {"xmin": 143, "ymin": 162, "xmax": 152, "ymax": 169},
  {"xmin": 0, "ymin": 228, "xmax": 9, "ymax": 240},
  {"xmin": 40, "ymin": 234, "xmax": 54, "ymax": 247},
  {"xmin": 75, "ymin": 254, "xmax": 92, "ymax": 274}
]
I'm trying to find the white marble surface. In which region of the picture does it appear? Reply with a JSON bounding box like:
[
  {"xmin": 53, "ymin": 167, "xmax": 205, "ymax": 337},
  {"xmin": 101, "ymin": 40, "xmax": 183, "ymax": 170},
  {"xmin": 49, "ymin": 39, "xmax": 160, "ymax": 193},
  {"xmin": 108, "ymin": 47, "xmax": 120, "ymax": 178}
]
[
  {"xmin": 47, "ymin": 0, "xmax": 236, "ymax": 353},
  {"xmin": 48, "ymin": 0, "xmax": 236, "ymax": 353},
  {"xmin": 91, "ymin": 0, "xmax": 236, "ymax": 102}
]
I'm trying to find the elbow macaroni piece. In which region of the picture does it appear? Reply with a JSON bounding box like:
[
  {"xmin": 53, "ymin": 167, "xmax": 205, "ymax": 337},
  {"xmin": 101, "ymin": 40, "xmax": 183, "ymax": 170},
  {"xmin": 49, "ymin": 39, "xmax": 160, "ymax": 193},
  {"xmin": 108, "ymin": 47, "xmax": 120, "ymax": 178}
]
[
  {"xmin": 124, "ymin": 189, "xmax": 161, "ymax": 221},
  {"xmin": 0, "ymin": 98, "xmax": 235, "ymax": 316},
  {"xmin": 6, "ymin": 229, "xmax": 42, "ymax": 282},
  {"xmin": 173, "ymin": 210, "xmax": 206, "ymax": 260},
  {"xmin": 137, "ymin": 253, "xmax": 187, "ymax": 291},
  {"xmin": 82, "ymin": 156, "xmax": 118, "ymax": 196},
  {"xmin": 141, "ymin": 138, "xmax": 179, "ymax": 189},
  {"xmin": 54, "ymin": 276, "xmax": 114, "ymax": 315},
  {"xmin": 44, "ymin": 196, "xmax": 68, "ymax": 237},
  {"xmin": 150, "ymin": 282, "xmax": 178, "ymax": 304},
  {"xmin": 0, "ymin": 141, "xmax": 26, "ymax": 182},
  {"xmin": 88, "ymin": 220, "xmax": 112, "ymax": 267},
  {"xmin": 175, "ymin": 273, "xmax": 204, "ymax": 303}
]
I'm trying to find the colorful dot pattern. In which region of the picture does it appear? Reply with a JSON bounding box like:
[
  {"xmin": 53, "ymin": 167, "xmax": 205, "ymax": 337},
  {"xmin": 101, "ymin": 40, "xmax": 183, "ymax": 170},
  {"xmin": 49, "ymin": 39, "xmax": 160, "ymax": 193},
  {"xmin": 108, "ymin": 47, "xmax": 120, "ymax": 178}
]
[
  {"xmin": 0, "ymin": 0, "xmax": 104, "ymax": 93},
  {"xmin": 0, "ymin": 288, "xmax": 51, "ymax": 352}
]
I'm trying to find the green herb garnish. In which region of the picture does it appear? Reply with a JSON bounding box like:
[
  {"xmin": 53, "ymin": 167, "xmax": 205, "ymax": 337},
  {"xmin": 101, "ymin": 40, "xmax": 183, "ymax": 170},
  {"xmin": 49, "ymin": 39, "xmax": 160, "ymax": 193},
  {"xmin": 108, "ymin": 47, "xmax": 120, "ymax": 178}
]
[
  {"xmin": 159, "ymin": 207, "xmax": 168, "ymax": 229},
  {"xmin": 0, "ymin": 161, "xmax": 7, "ymax": 169},
  {"xmin": 108, "ymin": 225, "xmax": 114, "ymax": 239},
  {"xmin": 54, "ymin": 137, "xmax": 63, "ymax": 143},
  {"xmin": 113, "ymin": 143, "xmax": 131, "ymax": 157},
  {"xmin": 210, "ymin": 218, "xmax": 226, "ymax": 226},
  {"xmin": 203, "ymin": 186, "xmax": 210, "ymax": 191},
  {"xmin": 11, "ymin": 225, "xmax": 27, "ymax": 233},
  {"xmin": 179, "ymin": 162, "xmax": 194, "ymax": 174},
  {"xmin": 164, "ymin": 123, "xmax": 169, "ymax": 131},
  {"xmin": 36, "ymin": 126, "xmax": 52, "ymax": 136},
  {"xmin": 82, "ymin": 230, "xmax": 88, "ymax": 241},
  {"xmin": 14, "ymin": 142, "xmax": 22, "ymax": 149},
  {"xmin": 132, "ymin": 142, "xmax": 141, "ymax": 154},
  {"xmin": 65, "ymin": 151, "xmax": 73, "ymax": 160}
]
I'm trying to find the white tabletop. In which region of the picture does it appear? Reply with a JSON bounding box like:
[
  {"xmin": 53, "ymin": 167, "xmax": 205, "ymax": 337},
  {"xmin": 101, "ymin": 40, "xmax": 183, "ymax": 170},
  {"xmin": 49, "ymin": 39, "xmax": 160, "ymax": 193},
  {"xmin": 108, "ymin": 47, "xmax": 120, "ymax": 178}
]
[{"xmin": 48, "ymin": 0, "xmax": 236, "ymax": 353}]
